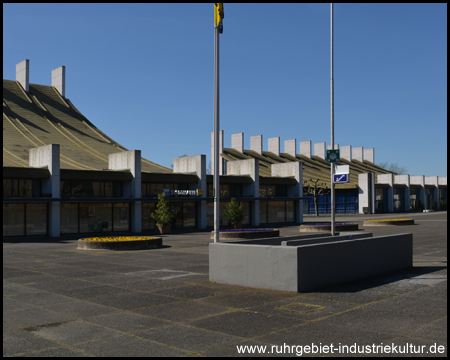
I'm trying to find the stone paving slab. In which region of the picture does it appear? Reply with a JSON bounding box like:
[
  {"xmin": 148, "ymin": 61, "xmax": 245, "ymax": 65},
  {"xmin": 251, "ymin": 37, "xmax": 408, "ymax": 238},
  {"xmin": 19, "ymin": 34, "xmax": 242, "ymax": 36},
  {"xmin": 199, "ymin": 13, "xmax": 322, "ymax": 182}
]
[{"xmin": 3, "ymin": 211, "xmax": 447, "ymax": 357}]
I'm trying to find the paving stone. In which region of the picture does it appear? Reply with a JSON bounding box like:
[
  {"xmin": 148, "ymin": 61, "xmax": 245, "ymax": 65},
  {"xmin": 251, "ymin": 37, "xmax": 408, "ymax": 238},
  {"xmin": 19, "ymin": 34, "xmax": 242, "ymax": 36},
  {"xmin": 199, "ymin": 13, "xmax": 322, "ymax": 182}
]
[
  {"xmin": 72, "ymin": 334, "xmax": 189, "ymax": 357},
  {"xmin": 88, "ymin": 292, "xmax": 178, "ymax": 310},
  {"xmin": 138, "ymin": 324, "xmax": 244, "ymax": 353},
  {"xmin": 3, "ymin": 329, "xmax": 61, "ymax": 357},
  {"xmin": 152, "ymin": 284, "xmax": 229, "ymax": 300},
  {"xmin": 85, "ymin": 312, "xmax": 171, "ymax": 333},
  {"xmin": 43, "ymin": 301, "xmax": 121, "ymax": 319},
  {"xmin": 3, "ymin": 308, "xmax": 75, "ymax": 329}
]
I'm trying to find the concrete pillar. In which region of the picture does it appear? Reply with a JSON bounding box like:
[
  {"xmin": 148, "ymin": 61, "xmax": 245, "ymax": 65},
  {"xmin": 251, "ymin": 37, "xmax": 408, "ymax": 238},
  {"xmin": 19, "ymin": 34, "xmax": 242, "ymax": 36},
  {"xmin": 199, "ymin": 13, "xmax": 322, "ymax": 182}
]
[
  {"xmin": 314, "ymin": 142, "xmax": 326, "ymax": 160},
  {"xmin": 227, "ymin": 159, "xmax": 260, "ymax": 226},
  {"xmin": 29, "ymin": 144, "xmax": 60, "ymax": 237},
  {"xmin": 268, "ymin": 137, "xmax": 280, "ymax": 156},
  {"xmin": 16, "ymin": 59, "xmax": 29, "ymax": 92},
  {"xmin": 377, "ymin": 173, "xmax": 394, "ymax": 212},
  {"xmin": 284, "ymin": 139, "xmax": 296, "ymax": 157},
  {"xmin": 211, "ymin": 130, "xmax": 224, "ymax": 175},
  {"xmin": 425, "ymin": 176, "xmax": 439, "ymax": 210},
  {"xmin": 109, "ymin": 150, "xmax": 141, "ymax": 232},
  {"xmin": 410, "ymin": 175, "xmax": 425, "ymax": 210},
  {"xmin": 358, "ymin": 174, "xmax": 370, "ymax": 214},
  {"xmin": 353, "ymin": 147, "xmax": 364, "ymax": 162},
  {"xmin": 299, "ymin": 141, "xmax": 311, "ymax": 158},
  {"xmin": 327, "ymin": 144, "xmax": 339, "ymax": 150},
  {"xmin": 51, "ymin": 66, "xmax": 66, "ymax": 97},
  {"xmin": 174, "ymin": 154, "xmax": 207, "ymax": 229},
  {"xmin": 250, "ymin": 135, "xmax": 263, "ymax": 155},
  {"xmin": 271, "ymin": 162, "xmax": 303, "ymax": 223},
  {"xmin": 341, "ymin": 146, "xmax": 352, "ymax": 161},
  {"xmin": 364, "ymin": 148, "xmax": 375, "ymax": 163},
  {"xmin": 395, "ymin": 175, "xmax": 410, "ymax": 212},
  {"xmin": 231, "ymin": 132, "xmax": 244, "ymax": 153}
]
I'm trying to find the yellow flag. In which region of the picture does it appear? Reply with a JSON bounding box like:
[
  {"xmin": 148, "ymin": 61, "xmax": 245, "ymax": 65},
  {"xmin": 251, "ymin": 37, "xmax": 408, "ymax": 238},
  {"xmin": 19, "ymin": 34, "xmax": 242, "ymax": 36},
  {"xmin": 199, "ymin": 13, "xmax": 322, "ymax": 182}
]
[{"xmin": 214, "ymin": 3, "xmax": 224, "ymax": 33}]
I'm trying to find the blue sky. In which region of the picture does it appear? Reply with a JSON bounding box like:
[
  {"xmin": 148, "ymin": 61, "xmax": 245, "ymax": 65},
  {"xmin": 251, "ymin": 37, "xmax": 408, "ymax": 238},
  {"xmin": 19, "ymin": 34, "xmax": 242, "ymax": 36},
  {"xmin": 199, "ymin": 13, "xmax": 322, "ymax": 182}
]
[{"xmin": 3, "ymin": 3, "xmax": 447, "ymax": 177}]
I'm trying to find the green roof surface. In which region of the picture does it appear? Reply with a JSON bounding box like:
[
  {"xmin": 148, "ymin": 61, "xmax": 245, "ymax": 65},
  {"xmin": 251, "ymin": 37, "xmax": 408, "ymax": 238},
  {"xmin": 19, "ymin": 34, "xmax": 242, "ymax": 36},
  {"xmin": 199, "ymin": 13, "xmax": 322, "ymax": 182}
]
[{"xmin": 3, "ymin": 79, "xmax": 171, "ymax": 173}]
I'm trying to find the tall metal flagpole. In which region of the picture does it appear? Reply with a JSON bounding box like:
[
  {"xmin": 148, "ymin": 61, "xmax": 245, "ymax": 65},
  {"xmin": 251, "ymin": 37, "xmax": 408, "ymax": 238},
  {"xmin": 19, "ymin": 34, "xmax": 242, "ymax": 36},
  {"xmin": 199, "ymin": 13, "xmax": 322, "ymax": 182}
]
[
  {"xmin": 213, "ymin": 4, "xmax": 222, "ymax": 243},
  {"xmin": 330, "ymin": 3, "xmax": 336, "ymax": 236}
]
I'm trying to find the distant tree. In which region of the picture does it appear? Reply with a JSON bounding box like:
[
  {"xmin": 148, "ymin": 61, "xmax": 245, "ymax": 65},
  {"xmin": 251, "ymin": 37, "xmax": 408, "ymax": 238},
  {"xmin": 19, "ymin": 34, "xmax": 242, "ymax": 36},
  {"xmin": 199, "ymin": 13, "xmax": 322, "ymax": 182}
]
[
  {"xmin": 303, "ymin": 179, "xmax": 330, "ymax": 217},
  {"xmin": 206, "ymin": 160, "xmax": 212, "ymax": 175},
  {"xmin": 377, "ymin": 162, "xmax": 408, "ymax": 175}
]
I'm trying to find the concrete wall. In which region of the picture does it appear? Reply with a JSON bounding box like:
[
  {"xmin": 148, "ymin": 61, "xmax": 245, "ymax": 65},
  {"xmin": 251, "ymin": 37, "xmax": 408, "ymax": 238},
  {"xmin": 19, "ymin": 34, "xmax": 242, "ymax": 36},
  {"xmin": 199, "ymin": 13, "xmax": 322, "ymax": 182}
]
[
  {"xmin": 299, "ymin": 141, "xmax": 311, "ymax": 158},
  {"xmin": 268, "ymin": 137, "xmax": 280, "ymax": 156},
  {"xmin": 16, "ymin": 59, "xmax": 29, "ymax": 92},
  {"xmin": 364, "ymin": 148, "xmax": 375, "ymax": 163},
  {"xmin": 341, "ymin": 146, "xmax": 351, "ymax": 161},
  {"xmin": 173, "ymin": 155, "xmax": 207, "ymax": 228},
  {"xmin": 210, "ymin": 233, "xmax": 413, "ymax": 292},
  {"xmin": 284, "ymin": 139, "xmax": 296, "ymax": 157},
  {"xmin": 353, "ymin": 147, "xmax": 364, "ymax": 162},
  {"xmin": 377, "ymin": 173, "xmax": 394, "ymax": 212},
  {"xmin": 314, "ymin": 142, "xmax": 326, "ymax": 159},
  {"xmin": 29, "ymin": 144, "xmax": 60, "ymax": 237},
  {"xmin": 231, "ymin": 132, "xmax": 244, "ymax": 153},
  {"xmin": 271, "ymin": 162, "xmax": 303, "ymax": 223},
  {"xmin": 358, "ymin": 173, "xmax": 370, "ymax": 214},
  {"xmin": 109, "ymin": 150, "xmax": 141, "ymax": 232},
  {"xmin": 250, "ymin": 135, "xmax": 263, "ymax": 155},
  {"xmin": 51, "ymin": 66, "xmax": 66, "ymax": 97}
]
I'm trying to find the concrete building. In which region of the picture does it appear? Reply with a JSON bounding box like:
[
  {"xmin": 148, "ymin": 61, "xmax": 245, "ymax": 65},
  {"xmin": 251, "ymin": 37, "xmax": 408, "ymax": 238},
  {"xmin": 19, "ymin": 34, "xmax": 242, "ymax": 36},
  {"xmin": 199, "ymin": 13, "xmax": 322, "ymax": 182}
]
[{"xmin": 3, "ymin": 60, "xmax": 447, "ymax": 237}]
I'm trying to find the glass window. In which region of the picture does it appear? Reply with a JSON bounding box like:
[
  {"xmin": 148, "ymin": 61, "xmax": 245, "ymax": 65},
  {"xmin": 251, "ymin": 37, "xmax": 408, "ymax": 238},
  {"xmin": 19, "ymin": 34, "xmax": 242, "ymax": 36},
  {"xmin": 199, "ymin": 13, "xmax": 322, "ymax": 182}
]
[
  {"xmin": 170, "ymin": 202, "xmax": 183, "ymax": 228},
  {"xmin": 231, "ymin": 184, "xmax": 242, "ymax": 198},
  {"xmin": 207, "ymin": 183, "xmax": 213, "ymax": 197},
  {"xmin": 142, "ymin": 202, "xmax": 156, "ymax": 230},
  {"xmin": 61, "ymin": 203, "xmax": 78, "ymax": 234},
  {"xmin": 3, "ymin": 179, "xmax": 18, "ymax": 197},
  {"xmin": 149, "ymin": 183, "xmax": 164, "ymax": 197},
  {"xmin": 239, "ymin": 201, "xmax": 250, "ymax": 225},
  {"xmin": 276, "ymin": 185, "xmax": 287, "ymax": 197},
  {"xmin": 113, "ymin": 203, "xmax": 129, "ymax": 231},
  {"xmin": 260, "ymin": 201, "xmax": 268, "ymax": 224},
  {"xmin": 268, "ymin": 201, "xmax": 285, "ymax": 223},
  {"xmin": 286, "ymin": 201, "xmax": 294, "ymax": 222},
  {"xmin": 79, "ymin": 203, "xmax": 112, "ymax": 233},
  {"xmin": 141, "ymin": 182, "xmax": 147, "ymax": 198},
  {"xmin": 3, "ymin": 203, "xmax": 25, "ymax": 236},
  {"xmin": 19, "ymin": 180, "xmax": 32, "ymax": 197},
  {"xmin": 26, "ymin": 203, "xmax": 47, "ymax": 235},
  {"xmin": 259, "ymin": 186, "xmax": 267, "ymax": 198},
  {"xmin": 183, "ymin": 202, "xmax": 196, "ymax": 228},
  {"xmin": 220, "ymin": 184, "xmax": 230, "ymax": 197},
  {"xmin": 61, "ymin": 180, "xmax": 71, "ymax": 198}
]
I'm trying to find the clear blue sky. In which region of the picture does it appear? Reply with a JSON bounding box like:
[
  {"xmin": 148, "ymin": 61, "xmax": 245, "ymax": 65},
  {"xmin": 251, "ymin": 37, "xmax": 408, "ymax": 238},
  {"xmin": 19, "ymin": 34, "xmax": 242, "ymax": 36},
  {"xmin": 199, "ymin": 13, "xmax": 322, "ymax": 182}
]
[{"xmin": 3, "ymin": 3, "xmax": 447, "ymax": 177}]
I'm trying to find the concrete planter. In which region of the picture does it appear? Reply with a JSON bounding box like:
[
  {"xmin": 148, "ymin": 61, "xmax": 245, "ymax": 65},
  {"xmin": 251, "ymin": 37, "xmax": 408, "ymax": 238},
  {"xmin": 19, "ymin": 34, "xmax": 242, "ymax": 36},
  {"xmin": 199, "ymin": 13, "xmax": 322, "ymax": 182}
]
[
  {"xmin": 210, "ymin": 232, "xmax": 413, "ymax": 292},
  {"xmin": 210, "ymin": 229, "xmax": 279, "ymax": 240},
  {"xmin": 78, "ymin": 237, "xmax": 162, "ymax": 250},
  {"xmin": 363, "ymin": 219, "xmax": 414, "ymax": 226},
  {"xmin": 300, "ymin": 223, "xmax": 359, "ymax": 232}
]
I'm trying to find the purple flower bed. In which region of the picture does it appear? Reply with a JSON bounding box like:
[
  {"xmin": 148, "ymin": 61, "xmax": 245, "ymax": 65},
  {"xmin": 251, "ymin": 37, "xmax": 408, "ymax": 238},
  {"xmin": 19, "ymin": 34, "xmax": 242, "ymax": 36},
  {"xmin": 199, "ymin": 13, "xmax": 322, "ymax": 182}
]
[
  {"xmin": 306, "ymin": 223, "xmax": 356, "ymax": 226},
  {"xmin": 220, "ymin": 229, "xmax": 274, "ymax": 232}
]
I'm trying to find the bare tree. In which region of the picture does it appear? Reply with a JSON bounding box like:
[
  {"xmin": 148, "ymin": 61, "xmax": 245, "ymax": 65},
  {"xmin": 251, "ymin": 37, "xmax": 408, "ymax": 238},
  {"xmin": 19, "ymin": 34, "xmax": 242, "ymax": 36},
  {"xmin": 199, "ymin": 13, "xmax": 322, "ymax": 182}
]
[
  {"xmin": 303, "ymin": 179, "xmax": 330, "ymax": 217},
  {"xmin": 377, "ymin": 162, "xmax": 408, "ymax": 175}
]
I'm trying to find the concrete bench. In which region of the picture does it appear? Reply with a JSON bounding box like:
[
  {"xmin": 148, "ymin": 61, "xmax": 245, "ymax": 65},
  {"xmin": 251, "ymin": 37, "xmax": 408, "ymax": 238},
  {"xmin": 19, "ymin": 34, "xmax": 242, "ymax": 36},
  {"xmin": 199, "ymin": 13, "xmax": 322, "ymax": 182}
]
[{"xmin": 209, "ymin": 233, "xmax": 413, "ymax": 292}]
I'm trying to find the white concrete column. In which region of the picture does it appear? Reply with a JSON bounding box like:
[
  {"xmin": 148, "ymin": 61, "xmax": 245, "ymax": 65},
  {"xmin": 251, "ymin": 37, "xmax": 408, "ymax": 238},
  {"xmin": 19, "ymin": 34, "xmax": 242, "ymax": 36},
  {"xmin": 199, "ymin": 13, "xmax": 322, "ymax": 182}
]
[
  {"xmin": 358, "ymin": 173, "xmax": 370, "ymax": 214},
  {"xmin": 271, "ymin": 162, "xmax": 303, "ymax": 223},
  {"xmin": 268, "ymin": 137, "xmax": 280, "ymax": 156},
  {"xmin": 284, "ymin": 139, "xmax": 296, "ymax": 157},
  {"xmin": 314, "ymin": 142, "xmax": 326, "ymax": 159},
  {"xmin": 364, "ymin": 148, "xmax": 375, "ymax": 163},
  {"xmin": 377, "ymin": 173, "xmax": 394, "ymax": 212},
  {"xmin": 327, "ymin": 144, "xmax": 339, "ymax": 150},
  {"xmin": 341, "ymin": 146, "xmax": 352, "ymax": 161},
  {"xmin": 353, "ymin": 147, "xmax": 364, "ymax": 162},
  {"xmin": 174, "ymin": 154, "xmax": 207, "ymax": 229},
  {"xmin": 395, "ymin": 174, "xmax": 410, "ymax": 212},
  {"xmin": 29, "ymin": 144, "xmax": 60, "ymax": 237},
  {"xmin": 109, "ymin": 150, "xmax": 142, "ymax": 232},
  {"xmin": 250, "ymin": 135, "xmax": 263, "ymax": 155},
  {"xmin": 51, "ymin": 66, "xmax": 66, "ymax": 97},
  {"xmin": 16, "ymin": 59, "xmax": 29, "ymax": 92},
  {"xmin": 211, "ymin": 130, "xmax": 224, "ymax": 175},
  {"xmin": 231, "ymin": 132, "xmax": 244, "ymax": 153},
  {"xmin": 227, "ymin": 159, "xmax": 260, "ymax": 226},
  {"xmin": 299, "ymin": 141, "xmax": 311, "ymax": 158}
]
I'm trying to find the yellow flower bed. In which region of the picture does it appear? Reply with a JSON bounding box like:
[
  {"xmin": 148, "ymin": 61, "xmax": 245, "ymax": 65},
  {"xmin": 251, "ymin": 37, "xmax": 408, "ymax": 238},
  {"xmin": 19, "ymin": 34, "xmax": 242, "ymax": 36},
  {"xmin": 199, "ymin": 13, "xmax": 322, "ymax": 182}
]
[
  {"xmin": 82, "ymin": 237, "xmax": 156, "ymax": 242},
  {"xmin": 367, "ymin": 219, "xmax": 411, "ymax": 221}
]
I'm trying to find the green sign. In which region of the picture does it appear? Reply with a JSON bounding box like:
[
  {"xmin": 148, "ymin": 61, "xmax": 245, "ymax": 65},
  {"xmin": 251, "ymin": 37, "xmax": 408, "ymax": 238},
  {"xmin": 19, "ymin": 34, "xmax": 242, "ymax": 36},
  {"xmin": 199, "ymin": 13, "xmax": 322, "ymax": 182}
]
[{"xmin": 326, "ymin": 149, "xmax": 340, "ymax": 163}]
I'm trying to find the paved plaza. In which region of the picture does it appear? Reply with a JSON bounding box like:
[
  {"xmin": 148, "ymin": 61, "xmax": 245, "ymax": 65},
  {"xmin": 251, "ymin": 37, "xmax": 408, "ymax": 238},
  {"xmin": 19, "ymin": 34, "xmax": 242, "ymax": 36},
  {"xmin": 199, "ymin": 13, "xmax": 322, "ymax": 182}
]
[{"xmin": 3, "ymin": 212, "xmax": 447, "ymax": 357}]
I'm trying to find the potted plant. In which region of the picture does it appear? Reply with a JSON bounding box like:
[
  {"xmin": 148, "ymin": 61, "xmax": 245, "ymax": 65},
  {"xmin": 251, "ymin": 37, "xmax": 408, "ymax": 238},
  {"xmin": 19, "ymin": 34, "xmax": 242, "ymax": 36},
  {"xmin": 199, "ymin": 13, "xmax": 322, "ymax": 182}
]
[
  {"xmin": 151, "ymin": 193, "xmax": 178, "ymax": 234},
  {"xmin": 223, "ymin": 198, "xmax": 244, "ymax": 229}
]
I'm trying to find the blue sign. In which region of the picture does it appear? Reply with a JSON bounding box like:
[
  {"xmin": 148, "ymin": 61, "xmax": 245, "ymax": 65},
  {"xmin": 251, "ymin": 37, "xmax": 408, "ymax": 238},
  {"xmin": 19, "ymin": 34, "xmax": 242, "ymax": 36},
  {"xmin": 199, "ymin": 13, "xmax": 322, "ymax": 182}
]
[{"xmin": 333, "ymin": 174, "xmax": 349, "ymax": 183}]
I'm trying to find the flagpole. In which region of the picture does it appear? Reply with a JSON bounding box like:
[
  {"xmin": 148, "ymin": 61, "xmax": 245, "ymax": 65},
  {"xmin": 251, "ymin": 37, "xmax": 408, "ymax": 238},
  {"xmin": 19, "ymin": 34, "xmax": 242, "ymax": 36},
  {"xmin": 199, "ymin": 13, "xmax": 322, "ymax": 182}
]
[
  {"xmin": 330, "ymin": 3, "xmax": 336, "ymax": 236},
  {"xmin": 213, "ymin": 10, "xmax": 220, "ymax": 243}
]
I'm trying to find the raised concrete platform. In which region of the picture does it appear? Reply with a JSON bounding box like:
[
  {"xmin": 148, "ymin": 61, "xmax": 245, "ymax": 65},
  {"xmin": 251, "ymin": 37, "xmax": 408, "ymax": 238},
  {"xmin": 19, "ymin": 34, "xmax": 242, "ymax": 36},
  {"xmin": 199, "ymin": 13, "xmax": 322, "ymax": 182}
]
[
  {"xmin": 210, "ymin": 232, "xmax": 413, "ymax": 292},
  {"xmin": 78, "ymin": 237, "xmax": 162, "ymax": 250}
]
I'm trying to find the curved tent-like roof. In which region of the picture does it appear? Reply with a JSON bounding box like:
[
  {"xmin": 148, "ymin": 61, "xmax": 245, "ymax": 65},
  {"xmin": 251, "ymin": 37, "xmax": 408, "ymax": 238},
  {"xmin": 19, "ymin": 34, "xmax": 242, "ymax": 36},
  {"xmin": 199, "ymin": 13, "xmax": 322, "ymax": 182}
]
[{"xmin": 3, "ymin": 79, "xmax": 171, "ymax": 173}]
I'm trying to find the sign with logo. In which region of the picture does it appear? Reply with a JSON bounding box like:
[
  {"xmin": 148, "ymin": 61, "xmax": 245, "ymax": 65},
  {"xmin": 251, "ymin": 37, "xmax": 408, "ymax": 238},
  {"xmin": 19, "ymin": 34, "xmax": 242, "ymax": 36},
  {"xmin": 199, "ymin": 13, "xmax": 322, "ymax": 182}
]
[
  {"xmin": 333, "ymin": 173, "xmax": 349, "ymax": 183},
  {"xmin": 164, "ymin": 189, "xmax": 204, "ymax": 197},
  {"xmin": 326, "ymin": 149, "xmax": 340, "ymax": 163}
]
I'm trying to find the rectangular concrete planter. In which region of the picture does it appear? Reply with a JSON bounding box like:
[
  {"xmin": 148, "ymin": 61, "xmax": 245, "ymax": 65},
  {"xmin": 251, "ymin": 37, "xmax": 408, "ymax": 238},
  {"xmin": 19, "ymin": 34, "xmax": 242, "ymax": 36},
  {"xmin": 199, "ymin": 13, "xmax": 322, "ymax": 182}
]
[{"xmin": 209, "ymin": 233, "xmax": 413, "ymax": 292}]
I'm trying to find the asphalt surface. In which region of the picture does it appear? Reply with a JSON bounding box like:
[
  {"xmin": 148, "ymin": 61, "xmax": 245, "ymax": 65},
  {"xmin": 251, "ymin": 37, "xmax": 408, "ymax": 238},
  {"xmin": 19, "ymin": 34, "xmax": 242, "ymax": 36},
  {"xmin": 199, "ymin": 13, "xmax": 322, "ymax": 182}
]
[{"xmin": 3, "ymin": 211, "xmax": 447, "ymax": 357}]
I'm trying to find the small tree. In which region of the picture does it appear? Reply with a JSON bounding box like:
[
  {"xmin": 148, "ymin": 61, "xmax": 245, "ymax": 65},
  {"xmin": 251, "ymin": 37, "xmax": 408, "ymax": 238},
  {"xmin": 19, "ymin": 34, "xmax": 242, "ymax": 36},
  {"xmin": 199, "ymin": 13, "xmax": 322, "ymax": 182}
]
[
  {"xmin": 223, "ymin": 198, "xmax": 244, "ymax": 228},
  {"xmin": 151, "ymin": 193, "xmax": 178, "ymax": 232},
  {"xmin": 303, "ymin": 179, "xmax": 330, "ymax": 217}
]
